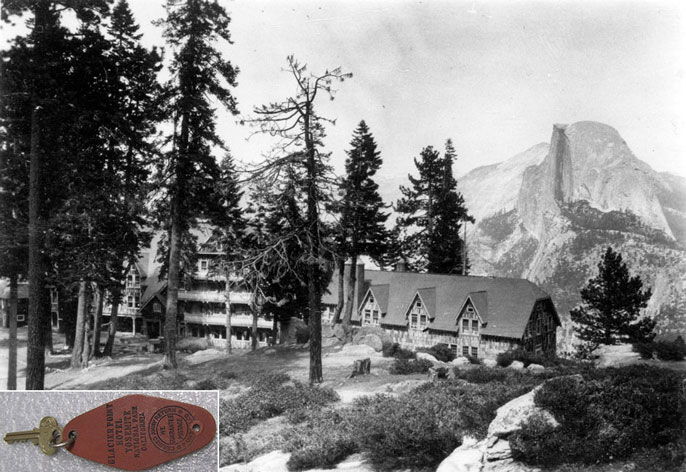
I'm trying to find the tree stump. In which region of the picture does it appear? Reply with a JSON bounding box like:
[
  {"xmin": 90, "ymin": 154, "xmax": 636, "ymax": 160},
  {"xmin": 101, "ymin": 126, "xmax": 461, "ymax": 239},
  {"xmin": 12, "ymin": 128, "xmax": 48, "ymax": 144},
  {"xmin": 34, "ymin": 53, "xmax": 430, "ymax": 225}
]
[{"xmin": 350, "ymin": 358, "xmax": 371, "ymax": 378}]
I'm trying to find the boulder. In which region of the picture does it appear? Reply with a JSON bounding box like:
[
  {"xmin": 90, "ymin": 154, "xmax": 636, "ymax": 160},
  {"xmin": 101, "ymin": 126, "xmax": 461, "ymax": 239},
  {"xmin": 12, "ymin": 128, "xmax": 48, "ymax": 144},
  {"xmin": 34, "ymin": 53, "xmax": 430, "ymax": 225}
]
[
  {"xmin": 417, "ymin": 352, "xmax": 439, "ymax": 363},
  {"xmin": 436, "ymin": 436, "xmax": 484, "ymax": 472},
  {"xmin": 508, "ymin": 360, "xmax": 525, "ymax": 370},
  {"xmin": 451, "ymin": 356, "xmax": 470, "ymax": 366},
  {"xmin": 485, "ymin": 439, "xmax": 512, "ymax": 462},
  {"xmin": 352, "ymin": 326, "xmax": 392, "ymax": 345},
  {"xmin": 322, "ymin": 336, "xmax": 341, "ymax": 348},
  {"xmin": 281, "ymin": 317, "xmax": 309, "ymax": 344},
  {"xmin": 340, "ymin": 344, "xmax": 377, "ymax": 357},
  {"xmin": 487, "ymin": 387, "xmax": 559, "ymax": 438},
  {"xmin": 360, "ymin": 334, "xmax": 383, "ymax": 352},
  {"xmin": 527, "ymin": 363, "xmax": 544, "ymax": 371},
  {"xmin": 332, "ymin": 323, "xmax": 347, "ymax": 341},
  {"xmin": 482, "ymin": 458, "xmax": 541, "ymax": 472},
  {"xmin": 483, "ymin": 359, "xmax": 498, "ymax": 368}
]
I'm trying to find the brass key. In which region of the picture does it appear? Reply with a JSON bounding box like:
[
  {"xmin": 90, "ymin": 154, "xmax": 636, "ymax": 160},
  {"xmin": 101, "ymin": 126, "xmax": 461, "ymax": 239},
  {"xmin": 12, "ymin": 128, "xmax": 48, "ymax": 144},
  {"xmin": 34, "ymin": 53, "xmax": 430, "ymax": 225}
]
[{"xmin": 3, "ymin": 416, "xmax": 63, "ymax": 455}]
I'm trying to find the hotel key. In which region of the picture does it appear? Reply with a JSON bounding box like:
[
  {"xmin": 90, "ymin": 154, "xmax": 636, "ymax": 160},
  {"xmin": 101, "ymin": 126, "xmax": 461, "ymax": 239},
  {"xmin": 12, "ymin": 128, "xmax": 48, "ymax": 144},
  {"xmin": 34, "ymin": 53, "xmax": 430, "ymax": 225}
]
[{"xmin": 3, "ymin": 416, "xmax": 63, "ymax": 455}]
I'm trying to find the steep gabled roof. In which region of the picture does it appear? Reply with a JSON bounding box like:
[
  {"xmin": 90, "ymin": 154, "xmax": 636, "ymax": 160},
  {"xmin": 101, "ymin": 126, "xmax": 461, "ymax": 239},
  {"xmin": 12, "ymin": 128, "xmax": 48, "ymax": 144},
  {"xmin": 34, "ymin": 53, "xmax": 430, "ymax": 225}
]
[
  {"xmin": 415, "ymin": 287, "xmax": 436, "ymax": 319},
  {"xmin": 324, "ymin": 269, "xmax": 554, "ymax": 339},
  {"xmin": 140, "ymin": 267, "xmax": 167, "ymax": 309}
]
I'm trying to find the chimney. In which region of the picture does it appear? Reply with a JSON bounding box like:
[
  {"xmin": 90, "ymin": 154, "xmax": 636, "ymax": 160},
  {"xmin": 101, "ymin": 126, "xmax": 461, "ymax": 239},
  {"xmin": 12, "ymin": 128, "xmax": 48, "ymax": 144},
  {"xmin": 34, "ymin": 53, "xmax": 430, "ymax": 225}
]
[{"xmin": 394, "ymin": 259, "xmax": 408, "ymax": 272}]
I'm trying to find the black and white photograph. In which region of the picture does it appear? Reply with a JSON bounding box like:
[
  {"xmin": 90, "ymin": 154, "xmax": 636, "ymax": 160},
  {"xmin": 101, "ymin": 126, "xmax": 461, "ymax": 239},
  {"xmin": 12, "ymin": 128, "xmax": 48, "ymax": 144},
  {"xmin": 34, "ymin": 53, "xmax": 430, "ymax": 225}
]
[{"xmin": 1, "ymin": 1, "xmax": 685, "ymax": 471}]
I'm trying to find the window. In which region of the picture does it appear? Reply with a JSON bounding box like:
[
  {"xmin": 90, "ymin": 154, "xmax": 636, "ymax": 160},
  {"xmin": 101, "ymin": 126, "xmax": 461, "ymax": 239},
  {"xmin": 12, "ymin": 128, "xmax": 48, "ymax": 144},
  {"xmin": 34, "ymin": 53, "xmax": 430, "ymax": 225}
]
[
  {"xmin": 372, "ymin": 310, "xmax": 379, "ymax": 326},
  {"xmin": 471, "ymin": 346, "xmax": 478, "ymax": 357},
  {"xmin": 134, "ymin": 293, "xmax": 140, "ymax": 308},
  {"xmin": 17, "ymin": 313, "xmax": 25, "ymax": 322},
  {"xmin": 153, "ymin": 302, "xmax": 161, "ymax": 314},
  {"xmin": 462, "ymin": 318, "xmax": 469, "ymax": 333},
  {"xmin": 369, "ymin": 296, "xmax": 374, "ymax": 304},
  {"xmin": 448, "ymin": 344, "xmax": 458, "ymax": 355},
  {"xmin": 134, "ymin": 274, "xmax": 140, "ymax": 286},
  {"xmin": 364, "ymin": 309, "xmax": 372, "ymax": 325},
  {"xmin": 462, "ymin": 346, "xmax": 469, "ymax": 356},
  {"xmin": 200, "ymin": 259, "xmax": 209, "ymax": 271},
  {"xmin": 471, "ymin": 319, "xmax": 479, "ymax": 334},
  {"xmin": 419, "ymin": 314, "xmax": 428, "ymax": 329},
  {"xmin": 410, "ymin": 313, "xmax": 418, "ymax": 329},
  {"xmin": 127, "ymin": 295, "xmax": 134, "ymax": 308}
]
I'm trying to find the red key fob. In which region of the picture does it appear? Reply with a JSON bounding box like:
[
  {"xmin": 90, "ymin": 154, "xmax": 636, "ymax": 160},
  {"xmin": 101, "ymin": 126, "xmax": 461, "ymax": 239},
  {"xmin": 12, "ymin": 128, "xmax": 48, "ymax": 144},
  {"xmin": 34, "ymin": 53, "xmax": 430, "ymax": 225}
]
[{"xmin": 63, "ymin": 394, "xmax": 216, "ymax": 470}]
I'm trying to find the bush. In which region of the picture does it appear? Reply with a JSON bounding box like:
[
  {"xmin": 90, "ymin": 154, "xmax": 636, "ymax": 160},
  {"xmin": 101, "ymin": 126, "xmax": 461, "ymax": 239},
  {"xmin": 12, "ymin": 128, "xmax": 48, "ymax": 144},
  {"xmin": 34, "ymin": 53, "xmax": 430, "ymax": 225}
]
[
  {"xmin": 285, "ymin": 409, "xmax": 357, "ymax": 471},
  {"xmin": 219, "ymin": 373, "xmax": 339, "ymax": 436},
  {"xmin": 282, "ymin": 375, "xmax": 539, "ymax": 471},
  {"xmin": 634, "ymin": 338, "xmax": 686, "ymax": 361},
  {"xmin": 382, "ymin": 341, "xmax": 415, "ymax": 359},
  {"xmin": 418, "ymin": 343, "xmax": 456, "ymax": 362},
  {"xmin": 496, "ymin": 349, "xmax": 560, "ymax": 368},
  {"xmin": 388, "ymin": 358, "xmax": 433, "ymax": 375},
  {"xmin": 510, "ymin": 366, "xmax": 685, "ymax": 466}
]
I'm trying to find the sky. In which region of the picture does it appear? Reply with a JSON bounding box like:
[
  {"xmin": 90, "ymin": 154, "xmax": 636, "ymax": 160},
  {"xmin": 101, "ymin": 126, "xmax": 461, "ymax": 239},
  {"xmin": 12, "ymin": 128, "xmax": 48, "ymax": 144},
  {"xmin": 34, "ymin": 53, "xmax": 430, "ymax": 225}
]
[{"xmin": 4, "ymin": 1, "xmax": 686, "ymax": 183}]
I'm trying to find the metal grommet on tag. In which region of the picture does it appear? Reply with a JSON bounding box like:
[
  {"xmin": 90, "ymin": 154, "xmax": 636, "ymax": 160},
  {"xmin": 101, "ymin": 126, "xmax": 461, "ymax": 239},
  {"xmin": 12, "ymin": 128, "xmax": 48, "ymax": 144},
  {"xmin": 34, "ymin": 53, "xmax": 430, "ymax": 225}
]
[{"xmin": 50, "ymin": 430, "xmax": 76, "ymax": 449}]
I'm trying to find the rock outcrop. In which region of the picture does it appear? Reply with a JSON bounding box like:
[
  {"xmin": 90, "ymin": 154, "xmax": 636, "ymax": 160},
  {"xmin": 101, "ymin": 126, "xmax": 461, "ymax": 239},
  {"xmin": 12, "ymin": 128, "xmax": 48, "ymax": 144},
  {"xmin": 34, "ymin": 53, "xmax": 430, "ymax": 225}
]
[
  {"xmin": 437, "ymin": 381, "xmax": 561, "ymax": 472},
  {"xmin": 459, "ymin": 121, "xmax": 686, "ymax": 342}
]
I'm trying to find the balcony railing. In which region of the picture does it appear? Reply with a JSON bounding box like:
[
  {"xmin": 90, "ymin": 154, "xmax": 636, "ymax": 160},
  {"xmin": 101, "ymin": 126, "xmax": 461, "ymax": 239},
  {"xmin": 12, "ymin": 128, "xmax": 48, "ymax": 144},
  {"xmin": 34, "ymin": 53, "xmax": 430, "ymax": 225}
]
[
  {"xmin": 183, "ymin": 313, "xmax": 272, "ymax": 329},
  {"xmin": 178, "ymin": 290, "xmax": 252, "ymax": 304}
]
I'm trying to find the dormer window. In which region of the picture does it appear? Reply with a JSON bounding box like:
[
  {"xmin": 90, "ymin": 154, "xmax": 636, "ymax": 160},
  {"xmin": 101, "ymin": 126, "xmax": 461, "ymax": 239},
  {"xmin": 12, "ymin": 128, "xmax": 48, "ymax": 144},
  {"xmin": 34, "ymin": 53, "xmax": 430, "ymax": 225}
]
[
  {"xmin": 199, "ymin": 259, "xmax": 209, "ymax": 272},
  {"xmin": 409, "ymin": 297, "xmax": 428, "ymax": 330}
]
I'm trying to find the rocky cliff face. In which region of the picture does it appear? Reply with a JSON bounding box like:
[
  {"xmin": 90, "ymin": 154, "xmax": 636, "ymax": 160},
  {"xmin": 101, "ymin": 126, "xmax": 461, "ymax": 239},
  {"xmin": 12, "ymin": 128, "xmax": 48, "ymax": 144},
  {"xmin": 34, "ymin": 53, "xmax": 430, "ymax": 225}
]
[{"xmin": 460, "ymin": 121, "xmax": 686, "ymax": 345}]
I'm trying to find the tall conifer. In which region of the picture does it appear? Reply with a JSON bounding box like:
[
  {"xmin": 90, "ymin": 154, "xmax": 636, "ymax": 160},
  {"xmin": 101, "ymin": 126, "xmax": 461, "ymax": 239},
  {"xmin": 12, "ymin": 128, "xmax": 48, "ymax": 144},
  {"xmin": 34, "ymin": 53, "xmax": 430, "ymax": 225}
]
[
  {"xmin": 337, "ymin": 121, "xmax": 390, "ymax": 333},
  {"xmin": 157, "ymin": 0, "xmax": 239, "ymax": 368}
]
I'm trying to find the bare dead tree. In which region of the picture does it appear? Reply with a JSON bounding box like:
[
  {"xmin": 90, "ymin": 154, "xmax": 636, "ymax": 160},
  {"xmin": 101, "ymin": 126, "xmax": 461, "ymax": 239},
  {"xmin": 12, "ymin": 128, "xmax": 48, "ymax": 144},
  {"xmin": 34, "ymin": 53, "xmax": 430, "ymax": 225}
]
[{"xmin": 243, "ymin": 56, "xmax": 351, "ymax": 383}]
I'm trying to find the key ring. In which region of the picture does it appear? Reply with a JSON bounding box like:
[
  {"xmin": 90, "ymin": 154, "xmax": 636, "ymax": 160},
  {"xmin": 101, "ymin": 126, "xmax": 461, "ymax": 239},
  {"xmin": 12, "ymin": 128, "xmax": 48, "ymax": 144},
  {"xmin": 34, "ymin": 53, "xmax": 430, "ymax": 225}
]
[{"xmin": 50, "ymin": 430, "xmax": 76, "ymax": 448}]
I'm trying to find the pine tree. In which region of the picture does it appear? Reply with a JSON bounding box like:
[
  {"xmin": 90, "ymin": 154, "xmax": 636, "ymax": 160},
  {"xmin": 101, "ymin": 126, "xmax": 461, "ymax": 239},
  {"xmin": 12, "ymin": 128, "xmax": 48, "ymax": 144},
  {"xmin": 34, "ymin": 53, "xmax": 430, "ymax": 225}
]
[
  {"xmin": 2, "ymin": 0, "xmax": 110, "ymax": 389},
  {"xmin": 157, "ymin": 0, "xmax": 239, "ymax": 369},
  {"xmin": 246, "ymin": 58, "xmax": 350, "ymax": 382},
  {"xmin": 571, "ymin": 246, "xmax": 654, "ymax": 350},
  {"xmin": 337, "ymin": 121, "xmax": 390, "ymax": 334},
  {"xmin": 427, "ymin": 139, "xmax": 474, "ymax": 274},
  {"xmin": 396, "ymin": 141, "xmax": 472, "ymax": 273}
]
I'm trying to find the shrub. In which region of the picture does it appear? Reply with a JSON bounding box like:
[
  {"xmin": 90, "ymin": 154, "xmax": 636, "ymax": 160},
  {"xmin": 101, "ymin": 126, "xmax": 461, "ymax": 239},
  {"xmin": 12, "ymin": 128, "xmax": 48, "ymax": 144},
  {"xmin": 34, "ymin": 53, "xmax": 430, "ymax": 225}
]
[
  {"xmin": 388, "ymin": 358, "xmax": 432, "ymax": 375},
  {"xmin": 635, "ymin": 338, "xmax": 686, "ymax": 361},
  {"xmin": 510, "ymin": 366, "xmax": 685, "ymax": 466},
  {"xmin": 466, "ymin": 354, "xmax": 481, "ymax": 365},
  {"xmin": 219, "ymin": 373, "xmax": 339, "ymax": 436},
  {"xmin": 285, "ymin": 409, "xmax": 357, "ymax": 471},
  {"xmin": 283, "ymin": 376, "xmax": 538, "ymax": 471},
  {"xmin": 496, "ymin": 349, "xmax": 560, "ymax": 368},
  {"xmin": 382, "ymin": 341, "xmax": 415, "ymax": 359},
  {"xmin": 418, "ymin": 343, "xmax": 456, "ymax": 362}
]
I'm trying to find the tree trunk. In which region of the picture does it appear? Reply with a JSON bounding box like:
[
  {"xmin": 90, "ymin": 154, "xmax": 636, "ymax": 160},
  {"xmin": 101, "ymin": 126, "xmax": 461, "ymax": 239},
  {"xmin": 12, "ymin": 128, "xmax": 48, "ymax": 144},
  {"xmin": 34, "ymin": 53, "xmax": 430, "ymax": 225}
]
[
  {"xmin": 91, "ymin": 287, "xmax": 104, "ymax": 358},
  {"xmin": 164, "ymin": 207, "xmax": 181, "ymax": 369},
  {"xmin": 103, "ymin": 286, "xmax": 120, "ymax": 357},
  {"xmin": 251, "ymin": 301, "xmax": 260, "ymax": 351},
  {"xmin": 71, "ymin": 281, "xmax": 88, "ymax": 368},
  {"xmin": 304, "ymin": 105, "xmax": 323, "ymax": 384},
  {"xmin": 225, "ymin": 271, "xmax": 232, "ymax": 354},
  {"xmin": 332, "ymin": 256, "xmax": 345, "ymax": 325},
  {"xmin": 307, "ymin": 268, "xmax": 323, "ymax": 383},
  {"xmin": 26, "ymin": 103, "xmax": 46, "ymax": 390},
  {"xmin": 341, "ymin": 253, "xmax": 358, "ymax": 341},
  {"xmin": 7, "ymin": 274, "xmax": 18, "ymax": 390},
  {"xmin": 81, "ymin": 310, "xmax": 91, "ymax": 368}
]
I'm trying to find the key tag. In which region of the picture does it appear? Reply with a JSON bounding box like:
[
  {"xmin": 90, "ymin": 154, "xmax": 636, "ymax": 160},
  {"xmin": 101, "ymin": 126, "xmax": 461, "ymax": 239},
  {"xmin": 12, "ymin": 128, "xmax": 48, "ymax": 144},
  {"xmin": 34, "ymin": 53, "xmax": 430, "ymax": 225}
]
[{"xmin": 56, "ymin": 394, "xmax": 216, "ymax": 471}]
